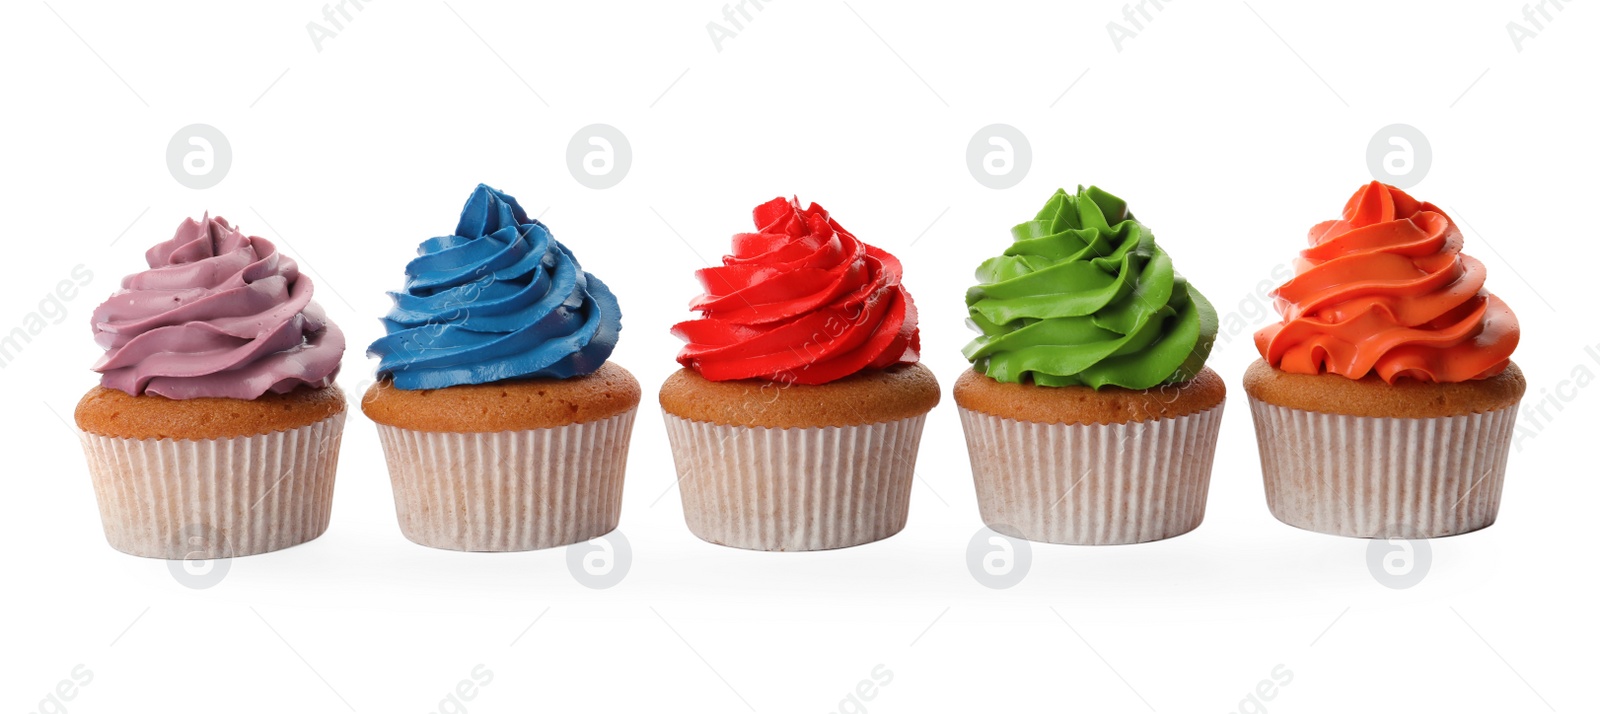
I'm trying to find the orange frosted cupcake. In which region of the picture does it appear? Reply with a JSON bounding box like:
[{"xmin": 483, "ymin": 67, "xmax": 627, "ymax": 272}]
[
  {"xmin": 1248, "ymin": 181, "xmax": 1525, "ymax": 538},
  {"xmin": 662, "ymin": 197, "xmax": 939, "ymax": 551}
]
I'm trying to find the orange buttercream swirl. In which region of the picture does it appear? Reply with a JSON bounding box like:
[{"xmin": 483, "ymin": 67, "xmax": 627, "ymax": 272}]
[{"xmin": 1254, "ymin": 182, "xmax": 1518, "ymax": 383}]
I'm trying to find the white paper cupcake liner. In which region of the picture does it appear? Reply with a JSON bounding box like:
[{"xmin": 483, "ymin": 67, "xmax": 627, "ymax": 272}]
[
  {"xmin": 375, "ymin": 408, "xmax": 636, "ymax": 551},
  {"xmin": 1247, "ymin": 397, "xmax": 1518, "ymax": 538},
  {"xmin": 958, "ymin": 404, "xmax": 1224, "ymax": 545},
  {"xmin": 662, "ymin": 413, "xmax": 929, "ymax": 551},
  {"xmin": 78, "ymin": 412, "xmax": 346, "ymax": 559}
]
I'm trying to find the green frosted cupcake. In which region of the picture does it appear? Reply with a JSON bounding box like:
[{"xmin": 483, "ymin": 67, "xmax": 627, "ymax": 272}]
[{"xmin": 954, "ymin": 186, "xmax": 1226, "ymax": 545}]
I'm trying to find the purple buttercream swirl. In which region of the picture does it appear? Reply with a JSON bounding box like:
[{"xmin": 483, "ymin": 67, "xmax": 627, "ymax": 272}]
[{"xmin": 91, "ymin": 214, "xmax": 345, "ymax": 399}]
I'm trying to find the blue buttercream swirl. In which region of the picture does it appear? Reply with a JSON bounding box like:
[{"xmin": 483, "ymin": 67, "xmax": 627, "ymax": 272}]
[{"xmin": 368, "ymin": 184, "xmax": 621, "ymax": 390}]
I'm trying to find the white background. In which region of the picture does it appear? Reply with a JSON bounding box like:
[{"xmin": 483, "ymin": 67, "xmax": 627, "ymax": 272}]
[{"xmin": 2, "ymin": 1, "xmax": 1595, "ymax": 712}]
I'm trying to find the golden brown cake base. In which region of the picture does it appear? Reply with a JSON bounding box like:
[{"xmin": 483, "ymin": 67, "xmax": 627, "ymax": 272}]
[
  {"xmin": 659, "ymin": 363, "xmax": 940, "ymax": 428},
  {"xmin": 1243, "ymin": 359, "xmax": 1525, "ymax": 418},
  {"xmin": 77, "ymin": 388, "xmax": 346, "ymax": 558},
  {"xmin": 1243, "ymin": 360, "xmax": 1525, "ymax": 538},
  {"xmin": 362, "ymin": 361, "xmax": 641, "ymax": 433},
  {"xmin": 75, "ymin": 384, "xmax": 345, "ymax": 440},
  {"xmin": 953, "ymin": 367, "xmax": 1225, "ymax": 425},
  {"xmin": 375, "ymin": 412, "xmax": 635, "ymax": 552},
  {"xmin": 954, "ymin": 367, "xmax": 1226, "ymax": 544}
]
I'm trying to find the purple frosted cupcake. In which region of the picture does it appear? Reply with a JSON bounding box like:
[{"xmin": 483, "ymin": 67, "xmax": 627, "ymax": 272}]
[{"xmin": 75, "ymin": 214, "xmax": 347, "ymax": 558}]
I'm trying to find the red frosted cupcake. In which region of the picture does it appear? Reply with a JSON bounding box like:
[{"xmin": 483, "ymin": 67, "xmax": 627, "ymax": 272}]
[{"xmin": 660, "ymin": 197, "xmax": 940, "ymax": 551}]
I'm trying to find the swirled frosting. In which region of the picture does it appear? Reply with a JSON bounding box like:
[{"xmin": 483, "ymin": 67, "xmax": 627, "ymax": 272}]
[
  {"xmin": 672, "ymin": 197, "xmax": 920, "ymax": 384},
  {"xmin": 963, "ymin": 186, "xmax": 1217, "ymax": 390},
  {"xmin": 91, "ymin": 214, "xmax": 345, "ymax": 400},
  {"xmin": 368, "ymin": 184, "xmax": 621, "ymax": 390},
  {"xmin": 1254, "ymin": 181, "xmax": 1518, "ymax": 383}
]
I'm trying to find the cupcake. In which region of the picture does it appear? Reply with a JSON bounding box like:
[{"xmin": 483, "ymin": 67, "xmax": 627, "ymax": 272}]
[
  {"xmin": 661, "ymin": 197, "xmax": 939, "ymax": 551},
  {"xmin": 75, "ymin": 214, "xmax": 347, "ymax": 558},
  {"xmin": 955, "ymin": 186, "xmax": 1224, "ymax": 545},
  {"xmin": 364, "ymin": 184, "xmax": 639, "ymax": 552},
  {"xmin": 1247, "ymin": 181, "xmax": 1524, "ymax": 538}
]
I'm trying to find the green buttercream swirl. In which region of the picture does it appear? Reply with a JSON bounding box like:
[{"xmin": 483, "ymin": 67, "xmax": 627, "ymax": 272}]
[{"xmin": 962, "ymin": 186, "xmax": 1217, "ymax": 389}]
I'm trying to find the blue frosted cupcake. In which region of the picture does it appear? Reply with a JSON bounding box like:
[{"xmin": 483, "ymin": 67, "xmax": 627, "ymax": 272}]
[{"xmin": 363, "ymin": 184, "xmax": 639, "ymax": 552}]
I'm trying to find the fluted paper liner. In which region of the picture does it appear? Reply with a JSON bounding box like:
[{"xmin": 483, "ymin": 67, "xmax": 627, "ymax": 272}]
[
  {"xmin": 375, "ymin": 408, "xmax": 636, "ymax": 551},
  {"xmin": 1247, "ymin": 397, "xmax": 1518, "ymax": 538},
  {"xmin": 662, "ymin": 413, "xmax": 929, "ymax": 551},
  {"xmin": 958, "ymin": 405, "xmax": 1224, "ymax": 545},
  {"xmin": 78, "ymin": 412, "xmax": 345, "ymax": 559}
]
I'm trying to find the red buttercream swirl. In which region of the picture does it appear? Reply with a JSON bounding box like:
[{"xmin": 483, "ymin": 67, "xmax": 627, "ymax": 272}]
[
  {"xmin": 672, "ymin": 197, "xmax": 920, "ymax": 384},
  {"xmin": 1254, "ymin": 182, "xmax": 1518, "ymax": 383}
]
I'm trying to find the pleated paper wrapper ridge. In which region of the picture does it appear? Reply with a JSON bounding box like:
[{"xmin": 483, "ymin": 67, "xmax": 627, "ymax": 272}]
[
  {"xmin": 375, "ymin": 408, "xmax": 636, "ymax": 551},
  {"xmin": 1247, "ymin": 397, "xmax": 1518, "ymax": 538},
  {"xmin": 958, "ymin": 404, "xmax": 1224, "ymax": 545},
  {"xmin": 662, "ymin": 413, "xmax": 929, "ymax": 551},
  {"xmin": 78, "ymin": 412, "xmax": 346, "ymax": 559}
]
